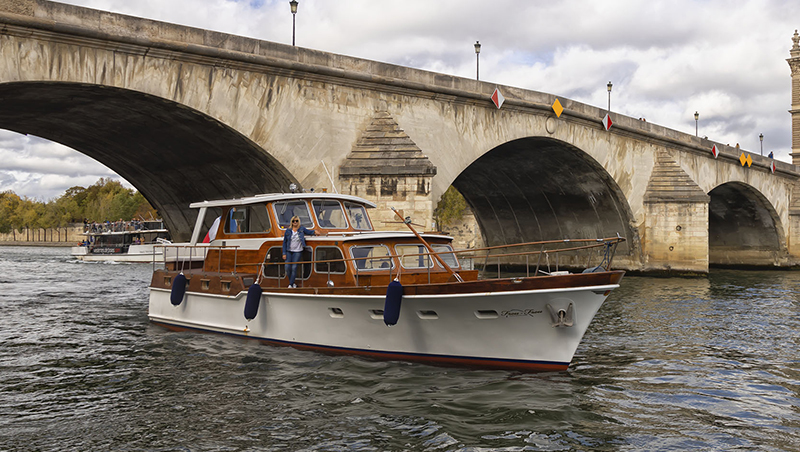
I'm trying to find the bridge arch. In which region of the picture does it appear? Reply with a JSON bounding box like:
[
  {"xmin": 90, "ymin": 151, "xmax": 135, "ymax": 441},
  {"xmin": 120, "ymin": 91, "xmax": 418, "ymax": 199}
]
[
  {"xmin": 708, "ymin": 181, "xmax": 787, "ymax": 266},
  {"xmin": 0, "ymin": 81, "xmax": 294, "ymax": 240},
  {"xmin": 451, "ymin": 136, "xmax": 638, "ymax": 257}
]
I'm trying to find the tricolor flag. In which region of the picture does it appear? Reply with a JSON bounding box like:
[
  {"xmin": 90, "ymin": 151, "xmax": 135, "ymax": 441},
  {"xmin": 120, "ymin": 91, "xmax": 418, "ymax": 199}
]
[
  {"xmin": 602, "ymin": 113, "xmax": 612, "ymax": 131},
  {"xmin": 203, "ymin": 216, "xmax": 222, "ymax": 243},
  {"xmin": 491, "ymin": 88, "xmax": 505, "ymax": 109},
  {"xmin": 711, "ymin": 144, "xmax": 719, "ymax": 158}
]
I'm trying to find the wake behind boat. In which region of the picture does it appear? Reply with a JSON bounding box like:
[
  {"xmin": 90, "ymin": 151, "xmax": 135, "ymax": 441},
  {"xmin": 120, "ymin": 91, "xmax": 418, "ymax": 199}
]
[{"xmin": 148, "ymin": 191, "xmax": 625, "ymax": 372}]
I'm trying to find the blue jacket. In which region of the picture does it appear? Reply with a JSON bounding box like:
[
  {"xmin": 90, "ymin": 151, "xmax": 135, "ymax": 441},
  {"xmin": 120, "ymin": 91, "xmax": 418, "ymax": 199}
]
[{"xmin": 282, "ymin": 226, "xmax": 315, "ymax": 256}]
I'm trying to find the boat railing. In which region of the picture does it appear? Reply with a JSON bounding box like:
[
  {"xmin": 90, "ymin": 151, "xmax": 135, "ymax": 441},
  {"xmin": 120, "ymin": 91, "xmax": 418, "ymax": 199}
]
[
  {"xmin": 455, "ymin": 235, "xmax": 625, "ymax": 279},
  {"xmin": 151, "ymin": 243, "xmax": 228, "ymax": 273},
  {"xmin": 251, "ymin": 235, "xmax": 625, "ymax": 287},
  {"xmin": 152, "ymin": 235, "xmax": 624, "ymax": 286}
]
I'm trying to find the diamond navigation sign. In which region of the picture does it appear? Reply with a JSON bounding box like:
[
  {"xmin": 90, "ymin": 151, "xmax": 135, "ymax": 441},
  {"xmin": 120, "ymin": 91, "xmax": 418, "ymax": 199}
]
[
  {"xmin": 491, "ymin": 88, "xmax": 505, "ymax": 109},
  {"xmin": 602, "ymin": 113, "xmax": 612, "ymax": 131},
  {"xmin": 552, "ymin": 98, "xmax": 563, "ymax": 117}
]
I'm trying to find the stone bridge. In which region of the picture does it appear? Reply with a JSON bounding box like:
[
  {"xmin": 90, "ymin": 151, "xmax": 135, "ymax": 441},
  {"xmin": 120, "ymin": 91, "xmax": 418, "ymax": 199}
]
[{"xmin": 2, "ymin": 0, "xmax": 799, "ymax": 273}]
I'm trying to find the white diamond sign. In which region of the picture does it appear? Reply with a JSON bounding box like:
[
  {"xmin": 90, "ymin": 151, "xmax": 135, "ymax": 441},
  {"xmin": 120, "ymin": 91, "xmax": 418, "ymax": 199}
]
[
  {"xmin": 711, "ymin": 144, "xmax": 719, "ymax": 158},
  {"xmin": 491, "ymin": 88, "xmax": 504, "ymax": 109}
]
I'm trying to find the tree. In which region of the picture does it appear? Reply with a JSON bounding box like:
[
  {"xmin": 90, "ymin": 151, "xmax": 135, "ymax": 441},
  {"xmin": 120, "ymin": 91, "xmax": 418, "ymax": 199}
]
[
  {"xmin": 433, "ymin": 186, "xmax": 468, "ymax": 230},
  {"xmin": 0, "ymin": 178, "xmax": 158, "ymax": 231}
]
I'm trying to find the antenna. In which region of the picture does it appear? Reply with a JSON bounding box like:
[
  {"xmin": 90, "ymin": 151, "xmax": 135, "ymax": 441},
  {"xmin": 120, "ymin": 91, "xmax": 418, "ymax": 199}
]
[{"xmin": 321, "ymin": 160, "xmax": 338, "ymax": 194}]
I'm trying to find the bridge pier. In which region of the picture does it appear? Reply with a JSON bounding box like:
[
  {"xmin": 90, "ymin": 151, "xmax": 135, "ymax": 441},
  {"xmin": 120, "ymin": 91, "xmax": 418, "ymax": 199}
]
[{"xmin": 640, "ymin": 151, "xmax": 711, "ymax": 274}]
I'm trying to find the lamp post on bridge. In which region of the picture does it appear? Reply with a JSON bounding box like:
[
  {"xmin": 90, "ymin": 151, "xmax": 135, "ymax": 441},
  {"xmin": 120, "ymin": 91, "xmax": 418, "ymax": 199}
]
[
  {"xmin": 290, "ymin": 0, "xmax": 298, "ymax": 46},
  {"xmin": 694, "ymin": 111, "xmax": 699, "ymax": 137},
  {"xmin": 474, "ymin": 41, "xmax": 481, "ymax": 81},
  {"xmin": 760, "ymin": 133, "xmax": 764, "ymax": 156},
  {"xmin": 607, "ymin": 81, "xmax": 612, "ymax": 112}
]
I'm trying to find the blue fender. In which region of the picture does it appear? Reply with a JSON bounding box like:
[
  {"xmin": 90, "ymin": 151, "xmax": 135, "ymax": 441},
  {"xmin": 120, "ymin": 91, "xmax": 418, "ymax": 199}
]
[
  {"xmin": 244, "ymin": 283, "xmax": 263, "ymax": 321},
  {"xmin": 170, "ymin": 273, "xmax": 187, "ymax": 306},
  {"xmin": 383, "ymin": 280, "xmax": 403, "ymax": 326}
]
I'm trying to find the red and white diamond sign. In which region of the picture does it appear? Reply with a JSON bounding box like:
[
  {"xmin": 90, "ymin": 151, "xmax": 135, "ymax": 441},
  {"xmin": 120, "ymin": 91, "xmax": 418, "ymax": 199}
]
[
  {"xmin": 491, "ymin": 88, "xmax": 505, "ymax": 109},
  {"xmin": 711, "ymin": 144, "xmax": 719, "ymax": 158},
  {"xmin": 771, "ymin": 160, "xmax": 776, "ymax": 174},
  {"xmin": 602, "ymin": 113, "xmax": 612, "ymax": 131}
]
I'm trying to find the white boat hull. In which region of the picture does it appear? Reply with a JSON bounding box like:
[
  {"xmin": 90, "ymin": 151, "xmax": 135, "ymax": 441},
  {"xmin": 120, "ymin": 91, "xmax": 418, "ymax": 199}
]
[
  {"xmin": 71, "ymin": 245, "xmax": 162, "ymax": 263},
  {"xmin": 148, "ymin": 283, "xmax": 616, "ymax": 371}
]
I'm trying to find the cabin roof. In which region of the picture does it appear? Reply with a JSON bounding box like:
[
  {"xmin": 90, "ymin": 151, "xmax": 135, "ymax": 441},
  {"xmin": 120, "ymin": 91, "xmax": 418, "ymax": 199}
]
[
  {"xmin": 320, "ymin": 231, "xmax": 454, "ymax": 242},
  {"xmin": 83, "ymin": 229, "xmax": 169, "ymax": 236},
  {"xmin": 189, "ymin": 192, "xmax": 377, "ymax": 209}
]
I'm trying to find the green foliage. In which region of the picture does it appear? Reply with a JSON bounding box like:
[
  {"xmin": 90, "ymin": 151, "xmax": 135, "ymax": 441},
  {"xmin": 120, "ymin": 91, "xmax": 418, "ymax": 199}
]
[
  {"xmin": 433, "ymin": 186, "xmax": 467, "ymax": 229},
  {"xmin": 0, "ymin": 178, "xmax": 157, "ymax": 232}
]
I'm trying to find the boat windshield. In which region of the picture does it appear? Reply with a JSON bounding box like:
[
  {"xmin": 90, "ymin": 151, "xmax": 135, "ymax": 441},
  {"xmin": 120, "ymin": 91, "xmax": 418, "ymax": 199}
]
[
  {"xmin": 273, "ymin": 200, "xmax": 313, "ymax": 229},
  {"xmin": 224, "ymin": 204, "xmax": 272, "ymax": 234},
  {"xmin": 432, "ymin": 244, "xmax": 459, "ymax": 268},
  {"xmin": 395, "ymin": 244, "xmax": 433, "ymax": 269},
  {"xmin": 350, "ymin": 245, "xmax": 393, "ymax": 270},
  {"xmin": 312, "ymin": 200, "xmax": 347, "ymax": 229},
  {"xmin": 344, "ymin": 202, "xmax": 371, "ymax": 230}
]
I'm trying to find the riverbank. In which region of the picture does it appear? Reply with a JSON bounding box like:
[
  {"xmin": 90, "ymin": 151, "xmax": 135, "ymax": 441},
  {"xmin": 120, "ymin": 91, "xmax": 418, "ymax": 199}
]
[{"xmin": 0, "ymin": 242, "xmax": 72, "ymax": 247}]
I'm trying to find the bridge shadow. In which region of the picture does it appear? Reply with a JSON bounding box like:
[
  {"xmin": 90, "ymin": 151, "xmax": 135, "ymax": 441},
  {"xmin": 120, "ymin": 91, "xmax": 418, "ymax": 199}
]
[
  {"xmin": 452, "ymin": 137, "xmax": 638, "ymax": 259},
  {"xmin": 0, "ymin": 82, "xmax": 294, "ymax": 241},
  {"xmin": 708, "ymin": 182, "xmax": 786, "ymax": 267}
]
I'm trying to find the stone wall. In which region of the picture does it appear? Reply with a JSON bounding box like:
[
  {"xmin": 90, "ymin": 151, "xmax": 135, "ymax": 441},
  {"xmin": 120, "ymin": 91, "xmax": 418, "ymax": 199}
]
[
  {"xmin": 643, "ymin": 201, "xmax": 709, "ymax": 274},
  {"xmin": 0, "ymin": 224, "xmax": 83, "ymax": 244}
]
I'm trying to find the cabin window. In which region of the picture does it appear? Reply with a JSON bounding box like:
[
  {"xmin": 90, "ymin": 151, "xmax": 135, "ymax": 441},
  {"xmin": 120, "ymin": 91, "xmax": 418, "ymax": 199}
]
[
  {"xmin": 350, "ymin": 245, "xmax": 393, "ymax": 270},
  {"xmin": 224, "ymin": 204, "xmax": 271, "ymax": 235},
  {"xmin": 312, "ymin": 200, "xmax": 347, "ymax": 229},
  {"xmin": 315, "ymin": 246, "xmax": 346, "ymax": 274},
  {"xmin": 261, "ymin": 247, "xmax": 286, "ymax": 278},
  {"xmin": 432, "ymin": 244, "xmax": 460, "ymax": 268},
  {"xmin": 395, "ymin": 244, "xmax": 433, "ymax": 269},
  {"xmin": 344, "ymin": 202, "xmax": 372, "ymax": 230},
  {"xmin": 273, "ymin": 200, "xmax": 313, "ymax": 229}
]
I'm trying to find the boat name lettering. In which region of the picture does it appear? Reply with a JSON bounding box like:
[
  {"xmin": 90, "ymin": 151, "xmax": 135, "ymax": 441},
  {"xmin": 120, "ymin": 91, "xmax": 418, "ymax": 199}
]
[
  {"xmin": 501, "ymin": 309, "xmax": 543, "ymax": 317},
  {"xmin": 91, "ymin": 247, "xmax": 122, "ymax": 254}
]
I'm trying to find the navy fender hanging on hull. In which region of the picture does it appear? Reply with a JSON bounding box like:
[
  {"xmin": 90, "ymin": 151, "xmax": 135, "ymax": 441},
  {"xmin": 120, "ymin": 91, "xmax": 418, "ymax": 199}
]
[
  {"xmin": 170, "ymin": 273, "xmax": 187, "ymax": 306},
  {"xmin": 244, "ymin": 284, "xmax": 263, "ymax": 320},
  {"xmin": 384, "ymin": 280, "xmax": 403, "ymax": 326}
]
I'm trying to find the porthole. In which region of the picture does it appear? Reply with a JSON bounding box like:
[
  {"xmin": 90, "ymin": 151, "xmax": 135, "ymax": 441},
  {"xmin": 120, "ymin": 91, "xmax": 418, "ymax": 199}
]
[
  {"xmin": 475, "ymin": 310, "xmax": 498, "ymax": 319},
  {"xmin": 417, "ymin": 310, "xmax": 438, "ymax": 320}
]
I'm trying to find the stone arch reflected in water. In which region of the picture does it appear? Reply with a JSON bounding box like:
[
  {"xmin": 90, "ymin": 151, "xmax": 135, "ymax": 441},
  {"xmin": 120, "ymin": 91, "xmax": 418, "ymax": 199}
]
[
  {"xmin": 708, "ymin": 182, "xmax": 786, "ymax": 267},
  {"xmin": 451, "ymin": 136, "xmax": 638, "ymax": 260},
  {"xmin": 0, "ymin": 82, "xmax": 295, "ymax": 241}
]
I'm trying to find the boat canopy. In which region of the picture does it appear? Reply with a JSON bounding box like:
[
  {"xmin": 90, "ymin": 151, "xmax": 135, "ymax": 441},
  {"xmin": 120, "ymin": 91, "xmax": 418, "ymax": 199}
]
[{"xmin": 189, "ymin": 193, "xmax": 377, "ymax": 209}]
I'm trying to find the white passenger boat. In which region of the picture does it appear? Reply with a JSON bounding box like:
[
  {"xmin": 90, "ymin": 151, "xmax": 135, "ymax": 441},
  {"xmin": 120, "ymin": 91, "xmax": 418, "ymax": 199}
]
[
  {"xmin": 148, "ymin": 192, "xmax": 625, "ymax": 372},
  {"xmin": 72, "ymin": 220, "xmax": 172, "ymax": 262}
]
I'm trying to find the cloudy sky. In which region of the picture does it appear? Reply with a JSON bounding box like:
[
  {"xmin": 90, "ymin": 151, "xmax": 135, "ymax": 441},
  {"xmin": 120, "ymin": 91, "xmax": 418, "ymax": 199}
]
[{"xmin": 2, "ymin": 0, "xmax": 799, "ymax": 200}]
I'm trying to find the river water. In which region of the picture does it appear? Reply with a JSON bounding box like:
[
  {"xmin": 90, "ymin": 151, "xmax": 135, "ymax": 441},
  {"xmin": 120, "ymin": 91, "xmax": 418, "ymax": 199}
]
[{"xmin": 0, "ymin": 246, "xmax": 798, "ymax": 451}]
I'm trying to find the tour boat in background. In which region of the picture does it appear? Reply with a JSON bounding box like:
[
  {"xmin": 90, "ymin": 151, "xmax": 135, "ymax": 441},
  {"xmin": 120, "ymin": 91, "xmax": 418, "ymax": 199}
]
[
  {"xmin": 72, "ymin": 220, "xmax": 172, "ymax": 263},
  {"xmin": 148, "ymin": 191, "xmax": 625, "ymax": 372}
]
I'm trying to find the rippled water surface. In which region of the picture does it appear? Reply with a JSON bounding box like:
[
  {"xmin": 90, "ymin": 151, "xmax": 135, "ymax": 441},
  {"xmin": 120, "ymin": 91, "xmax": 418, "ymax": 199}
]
[{"xmin": 1, "ymin": 246, "xmax": 799, "ymax": 451}]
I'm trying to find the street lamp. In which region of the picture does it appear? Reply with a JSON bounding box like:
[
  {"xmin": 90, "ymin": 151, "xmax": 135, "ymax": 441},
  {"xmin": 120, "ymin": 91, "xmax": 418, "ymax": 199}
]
[
  {"xmin": 290, "ymin": 0, "xmax": 298, "ymax": 46},
  {"xmin": 474, "ymin": 41, "xmax": 481, "ymax": 81},
  {"xmin": 694, "ymin": 111, "xmax": 699, "ymax": 137},
  {"xmin": 759, "ymin": 133, "xmax": 764, "ymax": 156},
  {"xmin": 607, "ymin": 81, "xmax": 612, "ymax": 112}
]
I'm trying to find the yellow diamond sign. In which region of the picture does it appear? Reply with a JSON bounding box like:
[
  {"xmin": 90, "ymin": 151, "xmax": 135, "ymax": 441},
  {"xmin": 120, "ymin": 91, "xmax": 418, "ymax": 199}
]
[
  {"xmin": 739, "ymin": 153, "xmax": 753, "ymax": 167},
  {"xmin": 746, "ymin": 154, "xmax": 752, "ymax": 167},
  {"xmin": 739, "ymin": 153, "xmax": 747, "ymax": 166},
  {"xmin": 552, "ymin": 99, "xmax": 564, "ymax": 118}
]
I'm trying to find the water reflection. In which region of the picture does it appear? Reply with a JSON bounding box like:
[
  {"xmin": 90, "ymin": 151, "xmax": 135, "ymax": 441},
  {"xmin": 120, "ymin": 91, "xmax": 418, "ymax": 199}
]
[{"xmin": 1, "ymin": 248, "xmax": 799, "ymax": 451}]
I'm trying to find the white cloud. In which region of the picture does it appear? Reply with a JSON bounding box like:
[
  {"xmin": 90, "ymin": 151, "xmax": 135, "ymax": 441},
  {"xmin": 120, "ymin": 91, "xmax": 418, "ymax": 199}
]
[{"xmin": 1, "ymin": 0, "xmax": 798, "ymax": 199}]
